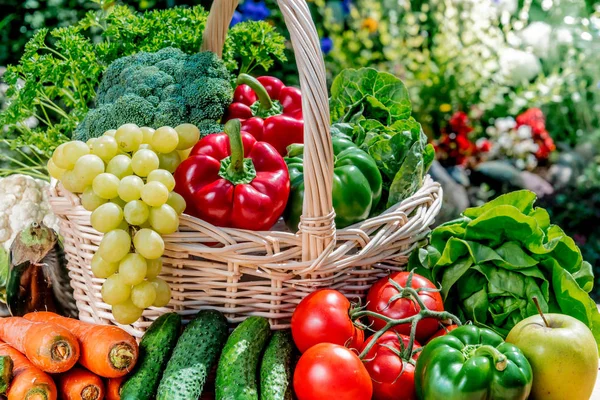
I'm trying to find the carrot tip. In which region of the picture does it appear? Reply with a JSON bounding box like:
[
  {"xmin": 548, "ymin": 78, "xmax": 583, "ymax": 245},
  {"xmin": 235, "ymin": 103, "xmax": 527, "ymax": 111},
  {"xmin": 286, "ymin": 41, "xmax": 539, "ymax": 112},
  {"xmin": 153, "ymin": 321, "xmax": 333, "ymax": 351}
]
[
  {"xmin": 51, "ymin": 340, "xmax": 72, "ymax": 362},
  {"xmin": 81, "ymin": 385, "xmax": 101, "ymax": 400},
  {"xmin": 109, "ymin": 343, "xmax": 136, "ymax": 371}
]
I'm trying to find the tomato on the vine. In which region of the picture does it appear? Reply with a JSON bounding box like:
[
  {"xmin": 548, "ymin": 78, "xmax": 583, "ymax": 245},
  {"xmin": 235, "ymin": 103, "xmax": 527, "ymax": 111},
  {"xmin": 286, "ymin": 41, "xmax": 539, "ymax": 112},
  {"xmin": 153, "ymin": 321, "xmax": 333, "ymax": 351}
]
[
  {"xmin": 291, "ymin": 289, "xmax": 364, "ymax": 353},
  {"xmin": 361, "ymin": 331, "xmax": 420, "ymax": 400},
  {"xmin": 293, "ymin": 343, "xmax": 373, "ymax": 400},
  {"xmin": 366, "ymin": 272, "xmax": 444, "ymax": 342},
  {"xmin": 426, "ymin": 324, "xmax": 459, "ymax": 343}
]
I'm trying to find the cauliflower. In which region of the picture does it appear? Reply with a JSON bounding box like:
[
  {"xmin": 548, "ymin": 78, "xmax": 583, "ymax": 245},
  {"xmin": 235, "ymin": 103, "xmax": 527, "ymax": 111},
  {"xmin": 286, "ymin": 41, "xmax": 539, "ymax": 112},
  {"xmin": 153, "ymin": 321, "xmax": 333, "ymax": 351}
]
[{"xmin": 0, "ymin": 174, "xmax": 60, "ymax": 251}]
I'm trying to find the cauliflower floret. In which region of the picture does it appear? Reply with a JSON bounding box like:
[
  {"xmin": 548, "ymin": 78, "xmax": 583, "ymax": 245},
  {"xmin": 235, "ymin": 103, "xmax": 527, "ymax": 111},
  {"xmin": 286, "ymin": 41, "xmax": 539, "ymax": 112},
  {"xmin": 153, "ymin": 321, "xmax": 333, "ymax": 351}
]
[{"xmin": 0, "ymin": 174, "xmax": 61, "ymax": 251}]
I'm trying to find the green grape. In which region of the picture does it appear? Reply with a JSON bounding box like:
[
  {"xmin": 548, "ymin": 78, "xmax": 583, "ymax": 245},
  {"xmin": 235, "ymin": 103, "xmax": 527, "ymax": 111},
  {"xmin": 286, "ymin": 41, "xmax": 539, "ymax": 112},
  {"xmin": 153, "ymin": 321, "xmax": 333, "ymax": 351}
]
[
  {"xmin": 101, "ymin": 274, "xmax": 131, "ymax": 305},
  {"xmin": 152, "ymin": 126, "xmax": 179, "ymax": 153},
  {"xmin": 140, "ymin": 181, "xmax": 169, "ymax": 207},
  {"xmin": 149, "ymin": 204, "xmax": 179, "ymax": 235},
  {"xmin": 98, "ymin": 229, "xmax": 131, "ymax": 263},
  {"xmin": 118, "ymin": 253, "xmax": 147, "ymax": 285},
  {"xmin": 150, "ymin": 277, "xmax": 171, "ymax": 307},
  {"xmin": 166, "ymin": 192, "xmax": 186, "ymax": 215},
  {"xmin": 104, "ymin": 129, "xmax": 117, "ymax": 137},
  {"xmin": 93, "ymin": 135, "xmax": 119, "ymax": 163},
  {"xmin": 147, "ymin": 169, "xmax": 175, "ymax": 192},
  {"xmin": 118, "ymin": 176, "xmax": 144, "ymax": 202},
  {"xmin": 174, "ymin": 123, "xmax": 200, "ymax": 150},
  {"xmin": 92, "ymin": 173, "xmax": 120, "ymax": 200},
  {"xmin": 52, "ymin": 143, "xmax": 70, "ymax": 170},
  {"xmin": 91, "ymin": 253, "xmax": 118, "ymax": 278},
  {"xmin": 91, "ymin": 203, "xmax": 123, "ymax": 233},
  {"xmin": 131, "ymin": 149, "xmax": 160, "ymax": 177},
  {"xmin": 87, "ymin": 138, "xmax": 98, "ymax": 149},
  {"xmin": 47, "ymin": 158, "xmax": 66, "ymax": 181},
  {"xmin": 124, "ymin": 200, "xmax": 149, "ymax": 226},
  {"xmin": 64, "ymin": 141, "xmax": 90, "ymax": 169},
  {"xmin": 115, "ymin": 123, "xmax": 143, "ymax": 152},
  {"xmin": 146, "ymin": 258, "xmax": 163, "ymax": 279},
  {"xmin": 111, "ymin": 197, "xmax": 128, "ymax": 209},
  {"xmin": 131, "ymin": 281, "xmax": 157, "ymax": 309},
  {"xmin": 138, "ymin": 144, "xmax": 155, "ymax": 151},
  {"xmin": 158, "ymin": 151, "xmax": 181, "ymax": 173},
  {"xmin": 133, "ymin": 229, "xmax": 164, "ymax": 260},
  {"xmin": 81, "ymin": 187, "xmax": 108, "ymax": 211},
  {"xmin": 106, "ymin": 155, "xmax": 133, "ymax": 179},
  {"xmin": 61, "ymin": 170, "xmax": 87, "ymax": 193},
  {"xmin": 117, "ymin": 220, "xmax": 130, "ymax": 231},
  {"xmin": 141, "ymin": 127, "xmax": 155, "ymax": 145},
  {"xmin": 112, "ymin": 298, "xmax": 143, "ymax": 324},
  {"xmin": 74, "ymin": 154, "xmax": 105, "ymax": 186}
]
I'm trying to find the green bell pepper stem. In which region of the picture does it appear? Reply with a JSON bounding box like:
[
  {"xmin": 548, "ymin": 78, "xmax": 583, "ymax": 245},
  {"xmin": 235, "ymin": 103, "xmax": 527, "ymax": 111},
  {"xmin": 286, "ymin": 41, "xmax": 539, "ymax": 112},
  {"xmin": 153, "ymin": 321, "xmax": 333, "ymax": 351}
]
[
  {"xmin": 237, "ymin": 73, "xmax": 274, "ymax": 111},
  {"xmin": 471, "ymin": 345, "xmax": 508, "ymax": 371}
]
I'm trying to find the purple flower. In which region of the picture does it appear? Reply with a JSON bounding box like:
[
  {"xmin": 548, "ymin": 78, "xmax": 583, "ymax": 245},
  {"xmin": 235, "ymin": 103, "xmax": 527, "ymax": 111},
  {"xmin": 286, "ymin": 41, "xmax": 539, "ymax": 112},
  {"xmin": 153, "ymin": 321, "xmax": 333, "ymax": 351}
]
[
  {"xmin": 342, "ymin": 0, "xmax": 352, "ymax": 15},
  {"xmin": 230, "ymin": 11, "xmax": 243, "ymax": 27},
  {"xmin": 321, "ymin": 37, "xmax": 333, "ymax": 54},
  {"xmin": 239, "ymin": 0, "xmax": 271, "ymax": 21}
]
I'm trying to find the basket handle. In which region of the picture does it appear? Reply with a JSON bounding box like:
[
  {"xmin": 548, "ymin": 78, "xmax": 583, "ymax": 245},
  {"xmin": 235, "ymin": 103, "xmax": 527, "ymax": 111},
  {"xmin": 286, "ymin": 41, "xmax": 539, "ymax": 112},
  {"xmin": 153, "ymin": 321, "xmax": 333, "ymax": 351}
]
[{"xmin": 202, "ymin": 0, "xmax": 336, "ymax": 262}]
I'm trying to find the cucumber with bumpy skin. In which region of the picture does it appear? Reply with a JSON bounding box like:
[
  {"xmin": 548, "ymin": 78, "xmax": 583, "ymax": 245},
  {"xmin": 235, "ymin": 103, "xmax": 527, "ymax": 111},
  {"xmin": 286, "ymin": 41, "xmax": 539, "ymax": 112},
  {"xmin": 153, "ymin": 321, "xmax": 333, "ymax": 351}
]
[
  {"xmin": 157, "ymin": 310, "xmax": 228, "ymax": 400},
  {"xmin": 121, "ymin": 313, "xmax": 181, "ymax": 400},
  {"xmin": 216, "ymin": 316, "xmax": 271, "ymax": 400},
  {"xmin": 260, "ymin": 330, "xmax": 294, "ymax": 400},
  {"xmin": 0, "ymin": 355, "xmax": 13, "ymax": 393}
]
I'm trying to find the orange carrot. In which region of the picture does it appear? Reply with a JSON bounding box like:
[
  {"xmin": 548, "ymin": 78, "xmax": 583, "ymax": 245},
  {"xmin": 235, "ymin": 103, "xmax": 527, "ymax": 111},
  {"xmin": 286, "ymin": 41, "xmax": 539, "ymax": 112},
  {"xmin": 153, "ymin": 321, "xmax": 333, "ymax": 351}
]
[
  {"xmin": 0, "ymin": 341, "xmax": 57, "ymax": 400},
  {"xmin": 24, "ymin": 312, "xmax": 138, "ymax": 378},
  {"xmin": 57, "ymin": 367, "xmax": 105, "ymax": 400},
  {"xmin": 0, "ymin": 317, "xmax": 80, "ymax": 373},
  {"xmin": 106, "ymin": 377, "xmax": 124, "ymax": 400}
]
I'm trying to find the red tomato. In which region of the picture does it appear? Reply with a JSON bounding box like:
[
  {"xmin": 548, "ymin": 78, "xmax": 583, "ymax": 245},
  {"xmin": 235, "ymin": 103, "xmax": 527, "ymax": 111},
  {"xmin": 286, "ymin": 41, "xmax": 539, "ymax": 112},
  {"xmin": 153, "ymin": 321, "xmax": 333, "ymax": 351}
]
[
  {"xmin": 366, "ymin": 272, "xmax": 444, "ymax": 342},
  {"xmin": 291, "ymin": 289, "xmax": 364, "ymax": 353},
  {"xmin": 426, "ymin": 324, "xmax": 459, "ymax": 343},
  {"xmin": 362, "ymin": 331, "xmax": 420, "ymax": 400},
  {"xmin": 293, "ymin": 343, "xmax": 373, "ymax": 400}
]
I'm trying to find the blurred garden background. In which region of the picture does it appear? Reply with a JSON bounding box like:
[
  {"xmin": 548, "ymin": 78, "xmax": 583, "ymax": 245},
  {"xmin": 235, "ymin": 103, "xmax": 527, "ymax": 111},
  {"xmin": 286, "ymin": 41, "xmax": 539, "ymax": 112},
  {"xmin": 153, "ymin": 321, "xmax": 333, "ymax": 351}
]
[{"xmin": 1, "ymin": 0, "xmax": 600, "ymax": 296}]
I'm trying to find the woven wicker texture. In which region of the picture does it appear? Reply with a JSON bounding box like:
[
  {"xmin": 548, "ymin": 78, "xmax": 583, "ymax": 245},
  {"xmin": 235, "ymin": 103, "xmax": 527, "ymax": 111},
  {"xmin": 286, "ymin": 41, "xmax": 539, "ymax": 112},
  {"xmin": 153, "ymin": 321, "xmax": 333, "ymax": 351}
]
[{"xmin": 48, "ymin": 0, "xmax": 443, "ymax": 337}]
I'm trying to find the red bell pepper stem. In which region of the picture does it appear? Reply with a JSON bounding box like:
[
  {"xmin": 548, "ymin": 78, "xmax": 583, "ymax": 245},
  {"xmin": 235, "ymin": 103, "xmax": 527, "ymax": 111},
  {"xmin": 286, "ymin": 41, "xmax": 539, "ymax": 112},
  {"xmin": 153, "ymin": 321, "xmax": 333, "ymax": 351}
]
[
  {"xmin": 221, "ymin": 119, "xmax": 256, "ymax": 185},
  {"xmin": 236, "ymin": 74, "xmax": 283, "ymax": 117}
]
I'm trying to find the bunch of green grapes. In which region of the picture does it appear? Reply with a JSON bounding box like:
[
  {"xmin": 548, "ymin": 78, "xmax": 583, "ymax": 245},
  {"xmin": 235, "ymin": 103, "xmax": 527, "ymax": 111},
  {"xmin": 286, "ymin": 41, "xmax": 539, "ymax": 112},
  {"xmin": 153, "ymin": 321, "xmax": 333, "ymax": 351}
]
[{"xmin": 48, "ymin": 123, "xmax": 200, "ymax": 325}]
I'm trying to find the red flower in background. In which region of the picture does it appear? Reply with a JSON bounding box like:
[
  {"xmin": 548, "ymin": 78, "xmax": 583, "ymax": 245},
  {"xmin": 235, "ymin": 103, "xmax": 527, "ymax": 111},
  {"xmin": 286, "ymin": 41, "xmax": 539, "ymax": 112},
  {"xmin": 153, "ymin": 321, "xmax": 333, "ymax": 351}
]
[
  {"xmin": 435, "ymin": 112, "xmax": 488, "ymax": 167},
  {"xmin": 516, "ymin": 108, "xmax": 555, "ymax": 160}
]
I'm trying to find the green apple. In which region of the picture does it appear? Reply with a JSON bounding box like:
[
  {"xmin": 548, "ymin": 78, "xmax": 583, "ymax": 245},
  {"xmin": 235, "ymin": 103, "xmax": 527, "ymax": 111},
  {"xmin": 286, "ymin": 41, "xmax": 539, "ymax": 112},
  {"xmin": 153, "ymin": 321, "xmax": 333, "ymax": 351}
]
[{"xmin": 506, "ymin": 311, "xmax": 598, "ymax": 400}]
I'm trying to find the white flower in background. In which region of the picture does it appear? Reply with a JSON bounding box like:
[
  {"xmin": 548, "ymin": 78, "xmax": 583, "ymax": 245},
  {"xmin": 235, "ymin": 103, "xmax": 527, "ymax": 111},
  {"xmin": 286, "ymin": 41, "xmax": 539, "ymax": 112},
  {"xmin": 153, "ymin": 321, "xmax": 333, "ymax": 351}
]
[
  {"xmin": 489, "ymin": 0, "xmax": 518, "ymax": 14},
  {"xmin": 555, "ymin": 27, "xmax": 574, "ymax": 44},
  {"xmin": 520, "ymin": 21, "xmax": 552, "ymax": 58},
  {"xmin": 485, "ymin": 117, "xmax": 539, "ymax": 170},
  {"xmin": 498, "ymin": 48, "xmax": 542, "ymax": 86}
]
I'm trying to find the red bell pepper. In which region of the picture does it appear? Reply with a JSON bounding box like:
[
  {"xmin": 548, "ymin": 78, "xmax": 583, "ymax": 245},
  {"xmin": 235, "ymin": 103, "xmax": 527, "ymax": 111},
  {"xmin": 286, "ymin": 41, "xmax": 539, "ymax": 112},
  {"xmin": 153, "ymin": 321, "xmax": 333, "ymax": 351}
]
[
  {"xmin": 225, "ymin": 74, "xmax": 303, "ymax": 156},
  {"xmin": 173, "ymin": 119, "xmax": 290, "ymax": 231}
]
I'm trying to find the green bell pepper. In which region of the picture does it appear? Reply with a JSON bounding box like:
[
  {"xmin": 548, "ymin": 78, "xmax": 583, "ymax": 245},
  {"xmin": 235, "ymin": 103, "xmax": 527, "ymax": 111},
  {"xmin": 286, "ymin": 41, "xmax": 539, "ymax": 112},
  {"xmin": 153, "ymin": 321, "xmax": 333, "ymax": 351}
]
[
  {"xmin": 415, "ymin": 325, "xmax": 533, "ymax": 400},
  {"xmin": 284, "ymin": 137, "xmax": 383, "ymax": 230}
]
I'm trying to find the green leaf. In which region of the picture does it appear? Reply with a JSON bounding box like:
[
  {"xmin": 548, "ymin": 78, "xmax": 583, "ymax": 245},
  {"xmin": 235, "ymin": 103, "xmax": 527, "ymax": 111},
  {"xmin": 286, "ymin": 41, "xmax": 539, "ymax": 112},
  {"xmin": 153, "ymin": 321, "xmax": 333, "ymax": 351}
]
[
  {"xmin": 463, "ymin": 190, "xmax": 537, "ymax": 219},
  {"xmin": 0, "ymin": 247, "xmax": 8, "ymax": 289},
  {"xmin": 386, "ymin": 140, "xmax": 424, "ymax": 207},
  {"xmin": 330, "ymin": 68, "xmax": 411, "ymax": 125},
  {"xmin": 493, "ymin": 242, "xmax": 539, "ymax": 269}
]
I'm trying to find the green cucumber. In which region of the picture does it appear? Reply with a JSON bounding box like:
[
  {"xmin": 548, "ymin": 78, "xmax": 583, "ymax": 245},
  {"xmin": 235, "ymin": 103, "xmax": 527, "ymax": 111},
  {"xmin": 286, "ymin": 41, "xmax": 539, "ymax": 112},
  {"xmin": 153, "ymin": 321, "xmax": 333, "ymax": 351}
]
[
  {"xmin": 215, "ymin": 316, "xmax": 271, "ymax": 400},
  {"xmin": 157, "ymin": 309, "xmax": 229, "ymax": 400},
  {"xmin": 260, "ymin": 330, "xmax": 294, "ymax": 400},
  {"xmin": 0, "ymin": 355, "xmax": 13, "ymax": 393},
  {"xmin": 121, "ymin": 313, "xmax": 182, "ymax": 400}
]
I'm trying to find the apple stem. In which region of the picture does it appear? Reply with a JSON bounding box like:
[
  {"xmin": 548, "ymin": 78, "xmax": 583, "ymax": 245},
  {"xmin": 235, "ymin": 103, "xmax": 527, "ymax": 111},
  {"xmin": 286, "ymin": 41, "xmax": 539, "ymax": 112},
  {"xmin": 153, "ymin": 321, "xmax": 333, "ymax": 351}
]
[{"xmin": 532, "ymin": 296, "xmax": 550, "ymax": 328}]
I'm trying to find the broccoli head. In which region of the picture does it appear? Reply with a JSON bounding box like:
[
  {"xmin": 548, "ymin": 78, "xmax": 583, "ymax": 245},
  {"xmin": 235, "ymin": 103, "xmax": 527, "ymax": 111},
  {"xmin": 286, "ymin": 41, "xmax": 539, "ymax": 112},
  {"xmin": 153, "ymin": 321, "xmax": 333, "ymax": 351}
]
[{"xmin": 74, "ymin": 47, "xmax": 232, "ymax": 141}]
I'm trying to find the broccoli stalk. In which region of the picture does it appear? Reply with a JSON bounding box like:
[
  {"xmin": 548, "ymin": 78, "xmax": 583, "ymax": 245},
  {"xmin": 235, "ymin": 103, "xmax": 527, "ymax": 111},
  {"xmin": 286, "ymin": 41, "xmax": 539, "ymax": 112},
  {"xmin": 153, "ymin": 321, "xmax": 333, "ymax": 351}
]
[{"xmin": 74, "ymin": 48, "xmax": 232, "ymax": 141}]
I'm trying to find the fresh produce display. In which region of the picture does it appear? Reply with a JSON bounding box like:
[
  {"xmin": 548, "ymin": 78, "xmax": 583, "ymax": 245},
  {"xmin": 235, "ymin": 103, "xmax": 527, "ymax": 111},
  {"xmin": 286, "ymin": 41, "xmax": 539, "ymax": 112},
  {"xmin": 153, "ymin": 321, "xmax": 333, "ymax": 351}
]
[
  {"xmin": 284, "ymin": 137, "xmax": 382, "ymax": 230},
  {"xmin": 0, "ymin": 340, "xmax": 57, "ymax": 400},
  {"xmin": 0, "ymin": 355, "xmax": 13, "ymax": 394},
  {"xmin": 506, "ymin": 299, "xmax": 599, "ymax": 400},
  {"xmin": 56, "ymin": 367, "xmax": 105, "ymax": 400},
  {"xmin": 409, "ymin": 190, "xmax": 600, "ymax": 342},
  {"xmin": 121, "ymin": 313, "xmax": 181, "ymax": 399},
  {"xmin": 157, "ymin": 310, "xmax": 228, "ymax": 399},
  {"xmin": 49, "ymin": 123, "xmax": 201, "ymax": 323},
  {"xmin": 226, "ymin": 74, "xmax": 303, "ymax": 156},
  {"xmin": 24, "ymin": 312, "xmax": 139, "ymax": 378},
  {"xmin": 216, "ymin": 316, "xmax": 271, "ymax": 400},
  {"xmin": 260, "ymin": 330, "xmax": 294, "ymax": 400},
  {"xmin": 415, "ymin": 325, "xmax": 533, "ymax": 400},
  {"xmin": 174, "ymin": 119, "xmax": 290, "ymax": 230},
  {"xmin": 0, "ymin": 317, "xmax": 79, "ymax": 373}
]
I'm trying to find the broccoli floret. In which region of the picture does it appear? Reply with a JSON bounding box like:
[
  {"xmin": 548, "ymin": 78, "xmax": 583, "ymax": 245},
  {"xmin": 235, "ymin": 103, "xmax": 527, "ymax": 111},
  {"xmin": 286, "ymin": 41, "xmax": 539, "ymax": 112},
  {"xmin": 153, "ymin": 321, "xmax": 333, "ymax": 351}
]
[{"xmin": 74, "ymin": 47, "xmax": 232, "ymax": 141}]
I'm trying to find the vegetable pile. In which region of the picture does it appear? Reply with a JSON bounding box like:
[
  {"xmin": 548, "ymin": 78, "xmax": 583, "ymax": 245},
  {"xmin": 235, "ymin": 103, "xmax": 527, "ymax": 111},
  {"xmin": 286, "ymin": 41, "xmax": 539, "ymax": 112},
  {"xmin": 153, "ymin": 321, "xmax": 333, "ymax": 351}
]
[{"xmin": 409, "ymin": 190, "xmax": 600, "ymax": 342}]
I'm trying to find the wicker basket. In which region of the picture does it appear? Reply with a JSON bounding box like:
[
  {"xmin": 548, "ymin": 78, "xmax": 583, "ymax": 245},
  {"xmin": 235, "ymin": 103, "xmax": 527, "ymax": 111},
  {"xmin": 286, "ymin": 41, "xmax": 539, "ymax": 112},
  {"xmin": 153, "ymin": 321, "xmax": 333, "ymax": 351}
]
[{"xmin": 48, "ymin": 0, "xmax": 443, "ymax": 337}]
